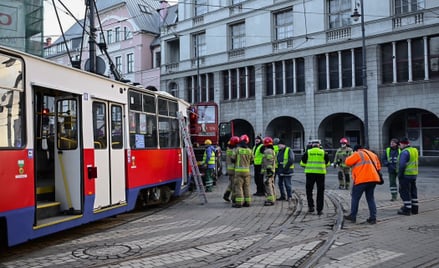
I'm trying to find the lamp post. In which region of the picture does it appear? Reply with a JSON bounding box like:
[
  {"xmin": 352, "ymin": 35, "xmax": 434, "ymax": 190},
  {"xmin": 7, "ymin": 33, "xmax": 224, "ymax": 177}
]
[{"xmin": 351, "ymin": 0, "xmax": 368, "ymax": 148}]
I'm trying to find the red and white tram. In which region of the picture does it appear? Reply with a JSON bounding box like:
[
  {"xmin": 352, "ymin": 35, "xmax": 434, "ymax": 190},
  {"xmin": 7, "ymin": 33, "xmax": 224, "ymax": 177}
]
[{"xmin": 0, "ymin": 46, "xmax": 191, "ymax": 247}]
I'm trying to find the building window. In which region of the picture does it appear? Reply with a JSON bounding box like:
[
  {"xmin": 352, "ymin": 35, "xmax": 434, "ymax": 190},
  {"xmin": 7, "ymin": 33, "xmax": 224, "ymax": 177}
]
[
  {"xmin": 154, "ymin": 51, "xmax": 161, "ymax": 68},
  {"xmin": 275, "ymin": 61, "xmax": 283, "ymax": 95},
  {"xmin": 115, "ymin": 56, "xmax": 122, "ymax": 74},
  {"xmin": 239, "ymin": 68, "xmax": 246, "ymax": 98},
  {"xmin": 248, "ymin": 66, "xmax": 255, "ymax": 97},
  {"xmin": 195, "ymin": 0, "xmax": 208, "ymax": 16},
  {"xmin": 265, "ymin": 63, "xmax": 274, "ymax": 96},
  {"xmin": 231, "ymin": 70, "xmax": 237, "ymax": 99},
  {"xmin": 186, "ymin": 77, "xmax": 193, "ymax": 103},
  {"xmin": 394, "ymin": 0, "xmax": 424, "ymax": 15},
  {"xmin": 223, "ymin": 71, "xmax": 229, "ymax": 100},
  {"xmin": 412, "ymin": 38, "xmax": 425, "ymax": 81},
  {"xmin": 285, "ymin": 60, "xmax": 294, "ymax": 93},
  {"xmin": 127, "ymin": 53, "xmax": 134, "ymax": 73},
  {"xmin": 296, "ymin": 58, "xmax": 305, "ymax": 93},
  {"xmin": 328, "ymin": 0, "xmax": 351, "ymax": 29},
  {"xmin": 193, "ymin": 32, "xmax": 206, "ymax": 57},
  {"xmin": 429, "ymin": 36, "xmax": 439, "ymax": 79},
  {"xmin": 208, "ymin": 73, "xmax": 214, "ymax": 101},
  {"xmin": 115, "ymin": 27, "xmax": 121, "ymax": 42},
  {"xmin": 230, "ymin": 22, "xmax": 245, "ymax": 50},
  {"xmin": 274, "ymin": 8, "xmax": 293, "ymax": 40},
  {"xmin": 318, "ymin": 49, "xmax": 362, "ymax": 90},
  {"xmin": 124, "ymin": 27, "xmax": 133, "ymax": 40},
  {"xmin": 107, "ymin": 30, "xmax": 113, "ymax": 44}
]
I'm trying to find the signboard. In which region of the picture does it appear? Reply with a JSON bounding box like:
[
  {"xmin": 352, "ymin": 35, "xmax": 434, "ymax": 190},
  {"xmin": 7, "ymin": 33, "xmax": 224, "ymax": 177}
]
[{"xmin": 0, "ymin": 2, "xmax": 26, "ymax": 51}]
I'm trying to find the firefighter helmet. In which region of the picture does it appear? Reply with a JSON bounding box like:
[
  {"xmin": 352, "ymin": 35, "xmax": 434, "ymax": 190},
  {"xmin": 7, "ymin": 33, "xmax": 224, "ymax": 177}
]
[
  {"xmin": 263, "ymin": 137, "xmax": 273, "ymax": 146},
  {"xmin": 240, "ymin": 134, "xmax": 250, "ymax": 144},
  {"xmin": 229, "ymin": 136, "xmax": 240, "ymax": 146},
  {"xmin": 340, "ymin": 137, "xmax": 348, "ymax": 144},
  {"xmin": 204, "ymin": 139, "xmax": 212, "ymax": 145}
]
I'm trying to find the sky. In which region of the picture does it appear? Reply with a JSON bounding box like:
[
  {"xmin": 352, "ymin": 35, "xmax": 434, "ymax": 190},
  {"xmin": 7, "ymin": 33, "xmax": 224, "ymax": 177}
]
[{"xmin": 44, "ymin": 0, "xmax": 88, "ymax": 40}]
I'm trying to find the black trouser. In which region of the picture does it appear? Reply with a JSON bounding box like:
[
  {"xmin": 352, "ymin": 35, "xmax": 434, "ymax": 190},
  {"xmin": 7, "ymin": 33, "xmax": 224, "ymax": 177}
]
[
  {"xmin": 253, "ymin": 164, "xmax": 264, "ymax": 194},
  {"xmin": 306, "ymin": 173, "xmax": 325, "ymax": 212}
]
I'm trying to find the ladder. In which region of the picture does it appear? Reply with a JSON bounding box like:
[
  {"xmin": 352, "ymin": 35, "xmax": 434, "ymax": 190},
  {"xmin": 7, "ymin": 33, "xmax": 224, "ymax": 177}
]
[{"xmin": 177, "ymin": 112, "xmax": 208, "ymax": 204}]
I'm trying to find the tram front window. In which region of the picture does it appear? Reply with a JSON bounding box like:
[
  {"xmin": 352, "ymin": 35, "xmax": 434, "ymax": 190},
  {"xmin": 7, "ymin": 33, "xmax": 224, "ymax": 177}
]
[{"xmin": 0, "ymin": 54, "xmax": 24, "ymax": 148}]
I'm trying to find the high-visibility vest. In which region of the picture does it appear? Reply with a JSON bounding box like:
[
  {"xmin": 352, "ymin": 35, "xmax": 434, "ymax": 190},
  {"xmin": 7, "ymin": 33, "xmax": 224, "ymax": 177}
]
[
  {"xmin": 401, "ymin": 147, "xmax": 419, "ymax": 175},
  {"xmin": 253, "ymin": 144, "xmax": 264, "ymax": 165},
  {"xmin": 235, "ymin": 147, "xmax": 253, "ymax": 173},
  {"xmin": 303, "ymin": 147, "xmax": 327, "ymax": 174},
  {"xmin": 226, "ymin": 147, "xmax": 235, "ymax": 174},
  {"xmin": 278, "ymin": 147, "xmax": 294, "ymax": 171},
  {"xmin": 386, "ymin": 147, "xmax": 401, "ymax": 162},
  {"xmin": 203, "ymin": 146, "xmax": 216, "ymax": 165}
]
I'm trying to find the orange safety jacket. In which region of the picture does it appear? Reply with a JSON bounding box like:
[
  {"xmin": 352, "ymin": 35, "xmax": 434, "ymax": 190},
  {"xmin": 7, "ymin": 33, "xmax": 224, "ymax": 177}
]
[{"xmin": 345, "ymin": 149, "xmax": 381, "ymax": 185}]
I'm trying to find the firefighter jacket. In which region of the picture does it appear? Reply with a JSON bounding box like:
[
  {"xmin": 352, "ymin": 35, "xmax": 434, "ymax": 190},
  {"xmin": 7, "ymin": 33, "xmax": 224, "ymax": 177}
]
[
  {"xmin": 345, "ymin": 149, "xmax": 381, "ymax": 185},
  {"xmin": 276, "ymin": 146, "xmax": 295, "ymax": 175},
  {"xmin": 334, "ymin": 146, "xmax": 353, "ymax": 168},
  {"xmin": 300, "ymin": 147, "xmax": 330, "ymax": 174},
  {"xmin": 253, "ymin": 144, "xmax": 264, "ymax": 165},
  {"xmin": 382, "ymin": 146, "xmax": 400, "ymax": 174},
  {"xmin": 226, "ymin": 146, "xmax": 236, "ymax": 176},
  {"xmin": 202, "ymin": 145, "xmax": 216, "ymax": 168},
  {"xmin": 398, "ymin": 146, "xmax": 419, "ymax": 177},
  {"xmin": 232, "ymin": 145, "xmax": 254, "ymax": 175},
  {"xmin": 262, "ymin": 147, "xmax": 276, "ymax": 175}
]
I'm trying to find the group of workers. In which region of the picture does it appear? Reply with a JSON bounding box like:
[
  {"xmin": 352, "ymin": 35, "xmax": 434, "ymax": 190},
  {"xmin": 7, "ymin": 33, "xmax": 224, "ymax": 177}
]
[{"xmin": 203, "ymin": 134, "xmax": 419, "ymax": 221}]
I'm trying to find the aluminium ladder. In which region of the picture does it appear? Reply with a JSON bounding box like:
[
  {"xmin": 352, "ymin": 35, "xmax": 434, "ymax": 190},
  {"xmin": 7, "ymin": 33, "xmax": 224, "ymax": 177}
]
[{"xmin": 177, "ymin": 112, "xmax": 208, "ymax": 204}]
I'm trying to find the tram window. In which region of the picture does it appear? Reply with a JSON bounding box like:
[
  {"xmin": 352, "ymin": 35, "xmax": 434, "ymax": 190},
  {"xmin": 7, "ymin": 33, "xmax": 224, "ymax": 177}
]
[
  {"xmin": 143, "ymin": 94, "xmax": 155, "ymax": 113},
  {"xmin": 111, "ymin": 105, "xmax": 123, "ymax": 149},
  {"xmin": 169, "ymin": 118, "xmax": 179, "ymax": 148},
  {"xmin": 57, "ymin": 99, "xmax": 78, "ymax": 150},
  {"xmin": 0, "ymin": 54, "xmax": 24, "ymax": 148},
  {"xmin": 93, "ymin": 102, "xmax": 107, "ymax": 149},
  {"xmin": 169, "ymin": 101, "xmax": 178, "ymax": 117},
  {"xmin": 129, "ymin": 111, "xmax": 157, "ymax": 149},
  {"xmin": 129, "ymin": 91, "xmax": 142, "ymax": 111},
  {"xmin": 159, "ymin": 116, "xmax": 179, "ymax": 148},
  {"xmin": 158, "ymin": 97, "xmax": 168, "ymax": 116}
]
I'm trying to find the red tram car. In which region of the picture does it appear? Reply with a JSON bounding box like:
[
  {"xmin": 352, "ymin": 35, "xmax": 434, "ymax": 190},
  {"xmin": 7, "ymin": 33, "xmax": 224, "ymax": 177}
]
[{"xmin": 0, "ymin": 46, "xmax": 191, "ymax": 247}]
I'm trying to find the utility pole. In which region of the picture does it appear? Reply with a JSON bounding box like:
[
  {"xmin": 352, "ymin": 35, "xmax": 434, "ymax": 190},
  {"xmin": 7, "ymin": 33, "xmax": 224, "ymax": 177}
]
[{"xmin": 87, "ymin": 0, "xmax": 96, "ymax": 74}]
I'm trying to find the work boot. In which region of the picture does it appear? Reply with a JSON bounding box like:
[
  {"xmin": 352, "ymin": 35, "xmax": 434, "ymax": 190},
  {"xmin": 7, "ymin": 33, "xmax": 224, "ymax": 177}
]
[
  {"xmin": 366, "ymin": 218, "xmax": 377, "ymax": 224},
  {"xmin": 243, "ymin": 202, "xmax": 250, "ymax": 207},
  {"xmin": 344, "ymin": 214, "xmax": 356, "ymax": 223},
  {"xmin": 223, "ymin": 191, "xmax": 231, "ymax": 202},
  {"xmin": 397, "ymin": 208, "xmax": 411, "ymax": 216},
  {"xmin": 411, "ymin": 206, "xmax": 419, "ymax": 215},
  {"xmin": 308, "ymin": 207, "xmax": 315, "ymax": 213},
  {"xmin": 264, "ymin": 201, "xmax": 274, "ymax": 206},
  {"xmin": 232, "ymin": 203, "xmax": 242, "ymax": 208}
]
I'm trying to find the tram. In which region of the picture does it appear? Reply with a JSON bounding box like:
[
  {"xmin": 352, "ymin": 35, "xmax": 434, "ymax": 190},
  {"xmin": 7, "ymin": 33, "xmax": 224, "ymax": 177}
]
[{"xmin": 0, "ymin": 46, "xmax": 191, "ymax": 247}]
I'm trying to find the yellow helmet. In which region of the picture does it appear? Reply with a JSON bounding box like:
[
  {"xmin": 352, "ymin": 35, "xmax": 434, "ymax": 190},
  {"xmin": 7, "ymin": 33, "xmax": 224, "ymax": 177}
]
[{"xmin": 204, "ymin": 139, "xmax": 212, "ymax": 145}]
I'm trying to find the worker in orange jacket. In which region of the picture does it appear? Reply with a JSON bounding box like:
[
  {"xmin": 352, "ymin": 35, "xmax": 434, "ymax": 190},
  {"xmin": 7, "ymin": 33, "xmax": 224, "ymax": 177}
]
[{"xmin": 343, "ymin": 144, "xmax": 382, "ymax": 224}]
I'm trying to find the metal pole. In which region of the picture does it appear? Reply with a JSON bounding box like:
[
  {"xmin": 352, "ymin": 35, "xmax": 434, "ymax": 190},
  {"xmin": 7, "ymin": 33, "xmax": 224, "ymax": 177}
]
[
  {"xmin": 196, "ymin": 36, "xmax": 201, "ymax": 103},
  {"xmin": 87, "ymin": 0, "xmax": 96, "ymax": 74},
  {"xmin": 360, "ymin": 0, "xmax": 368, "ymax": 148}
]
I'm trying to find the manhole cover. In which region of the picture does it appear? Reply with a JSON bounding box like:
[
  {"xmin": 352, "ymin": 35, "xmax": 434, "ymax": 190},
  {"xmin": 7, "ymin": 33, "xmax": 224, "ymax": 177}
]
[{"xmin": 73, "ymin": 243, "xmax": 141, "ymax": 260}]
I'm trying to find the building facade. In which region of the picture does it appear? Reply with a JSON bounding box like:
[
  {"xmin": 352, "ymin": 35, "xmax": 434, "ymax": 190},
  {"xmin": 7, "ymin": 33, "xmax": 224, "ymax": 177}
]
[
  {"xmin": 44, "ymin": 0, "xmax": 168, "ymax": 89},
  {"xmin": 160, "ymin": 0, "xmax": 439, "ymax": 163},
  {"xmin": 0, "ymin": 0, "xmax": 44, "ymax": 56}
]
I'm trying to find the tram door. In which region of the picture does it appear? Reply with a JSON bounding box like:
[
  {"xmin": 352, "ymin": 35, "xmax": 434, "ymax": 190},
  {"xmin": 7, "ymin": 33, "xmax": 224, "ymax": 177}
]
[
  {"xmin": 54, "ymin": 97, "xmax": 82, "ymax": 212},
  {"xmin": 92, "ymin": 102, "xmax": 126, "ymax": 209}
]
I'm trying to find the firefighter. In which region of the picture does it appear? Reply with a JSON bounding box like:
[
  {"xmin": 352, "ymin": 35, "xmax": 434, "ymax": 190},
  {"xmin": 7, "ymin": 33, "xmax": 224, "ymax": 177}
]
[
  {"xmin": 202, "ymin": 139, "xmax": 216, "ymax": 192},
  {"xmin": 223, "ymin": 136, "xmax": 240, "ymax": 202},
  {"xmin": 252, "ymin": 136, "xmax": 265, "ymax": 196},
  {"xmin": 262, "ymin": 137, "xmax": 276, "ymax": 206},
  {"xmin": 231, "ymin": 134, "xmax": 254, "ymax": 208},
  {"xmin": 397, "ymin": 137, "xmax": 419, "ymax": 216},
  {"xmin": 300, "ymin": 139, "xmax": 330, "ymax": 215},
  {"xmin": 382, "ymin": 138, "xmax": 400, "ymax": 201},
  {"xmin": 333, "ymin": 137, "xmax": 353, "ymax": 189}
]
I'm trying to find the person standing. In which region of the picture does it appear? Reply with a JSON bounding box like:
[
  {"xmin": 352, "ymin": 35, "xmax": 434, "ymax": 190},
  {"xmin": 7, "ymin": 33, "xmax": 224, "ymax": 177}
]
[
  {"xmin": 397, "ymin": 137, "xmax": 419, "ymax": 216},
  {"xmin": 261, "ymin": 137, "xmax": 276, "ymax": 206},
  {"xmin": 231, "ymin": 134, "xmax": 254, "ymax": 208},
  {"xmin": 252, "ymin": 136, "xmax": 265, "ymax": 196},
  {"xmin": 343, "ymin": 144, "xmax": 381, "ymax": 224},
  {"xmin": 333, "ymin": 137, "xmax": 353, "ymax": 189},
  {"xmin": 202, "ymin": 139, "xmax": 216, "ymax": 192},
  {"xmin": 382, "ymin": 138, "xmax": 400, "ymax": 201},
  {"xmin": 276, "ymin": 140, "xmax": 295, "ymax": 201},
  {"xmin": 223, "ymin": 136, "xmax": 240, "ymax": 202},
  {"xmin": 300, "ymin": 139, "xmax": 330, "ymax": 215}
]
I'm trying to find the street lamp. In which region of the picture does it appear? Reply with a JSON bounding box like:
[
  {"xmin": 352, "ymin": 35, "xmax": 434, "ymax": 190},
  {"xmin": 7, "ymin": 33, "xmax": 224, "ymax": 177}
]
[{"xmin": 351, "ymin": 0, "xmax": 368, "ymax": 148}]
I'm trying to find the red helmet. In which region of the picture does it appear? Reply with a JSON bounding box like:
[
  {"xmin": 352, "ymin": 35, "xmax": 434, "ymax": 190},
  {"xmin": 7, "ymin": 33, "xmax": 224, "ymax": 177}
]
[
  {"xmin": 340, "ymin": 137, "xmax": 348, "ymax": 144},
  {"xmin": 229, "ymin": 136, "xmax": 240, "ymax": 146},
  {"xmin": 263, "ymin": 137, "xmax": 273, "ymax": 146},
  {"xmin": 240, "ymin": 134, "xmax": 249, "ymax": 144}
]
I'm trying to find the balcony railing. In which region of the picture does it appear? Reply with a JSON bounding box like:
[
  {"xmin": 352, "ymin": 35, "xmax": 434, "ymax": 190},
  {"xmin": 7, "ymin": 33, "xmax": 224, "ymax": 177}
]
[
  {"xmin": 393, "ymin": 11, "xmax": 424, "ymax": 28},
  {"xmin": 272, "ymin": 38, "xmax": 293, "ymax": 52},
  {"xmin": 326, "ymin": 27, "xmax": 351, "ymax": 42},
  {"xmin": 191, "ymin": 57, "xmax": 205, "ymax": 67},
  {"xmin": 228, "ymin": 48, "xmax": 245, "ymax": 59},
  {"xmin": 165, "ymin": 62, "xmax": 179, "ymax": 73},
  {"xmin": 193, "ymin": 15, "xmax": 204, "ymax": 26}
]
